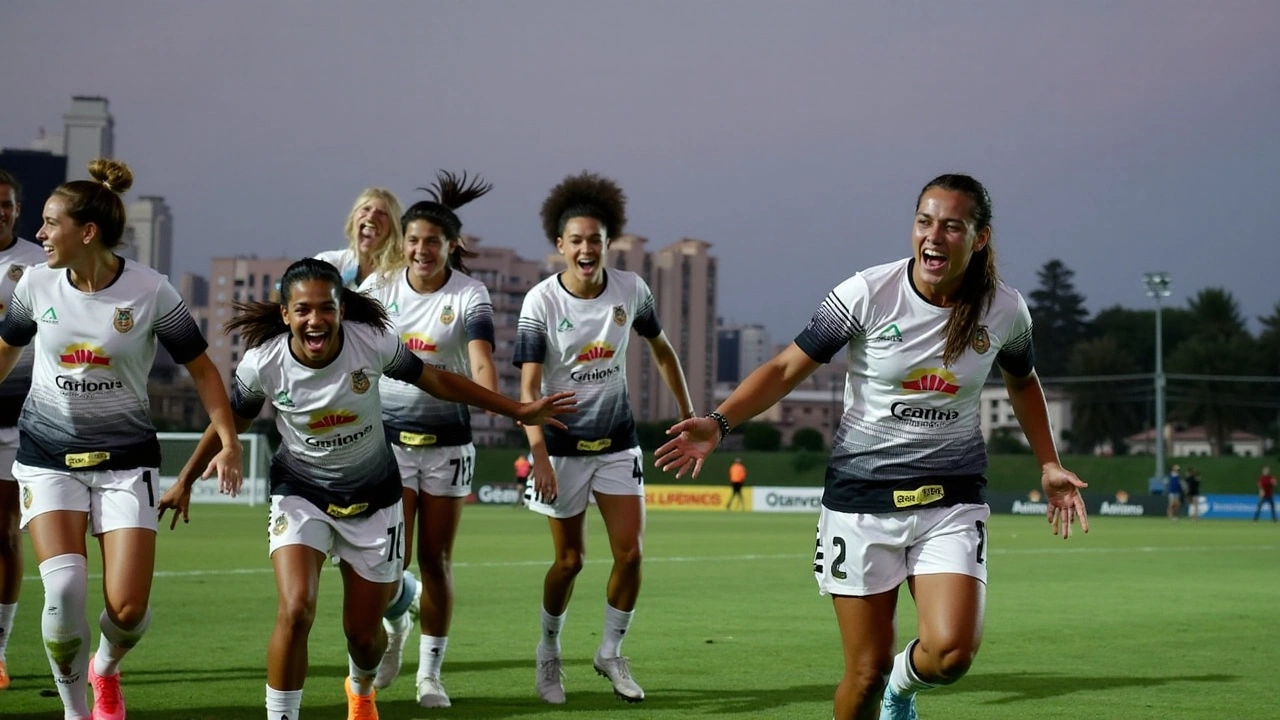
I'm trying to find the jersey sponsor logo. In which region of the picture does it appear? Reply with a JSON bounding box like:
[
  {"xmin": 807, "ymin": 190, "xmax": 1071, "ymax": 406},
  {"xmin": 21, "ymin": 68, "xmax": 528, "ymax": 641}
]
[
  {"xmin": 399, "ymin": 430, "xmax": 438, "ymax": 446},
  {"xmin": 275, "ymin": 390, "xmax": 295, "ymax": 408},
  {"xmin": 55, "ymin": 375, "xmax": 124, "ymax": 393},
  {"xmin": 576, "ymin": 438, "xmax": 613, "ymax": 452},
  {"xmin": 351, "ymin": 369, "xmax": 371, "ymax": 394},
  {"xmin": 557, "ymin": 318, "xmax": 574, "ymax": 332},
  {"xmin": 271, "ymin": 513, "xmax": 289, "ymax": 536},
  {"xmin": 403, "ymin": 333, "xmax": 437, "ymax": 353},
  {"xmin": 576, "ymin": 341, "xmax": 616, "ymax": 363},
  {"xmin": 889, "ymin": 402, "xmax": 959, "ymax": 426},
  {"xmin": 306, "ymin": 410, "xmax": 360, "ymax": 431},
  {"xmin": 972, "ymin": 325, "xmax": 990, "ymax": 354},
  {"xmin": 58, "ymin": 343, "xmax": 111, "ymax": 368},
  {"xmin": 7, "ymin": 264, "xmax": 23, "ymax": 281},
  {"xmin": 612, "ymin": 304, "xmax": 627, "ymax": 326},
  {"xmin": 901, "ymin": 367, "xmax": 961, "ymax": 395},
  {"xmin": 65, "ymin": 451, "xmax": 111, "ymax": 469},
  {"xmin": 325, "ymin": 502, "xmax": 369, "ymax": 518},
  {"xmin": 40, "ymin": 307, "xmax": 58, "ymax": 323},
  {"xmin": 440, "ymin": 304, "xmax": 455, "ymax": 324},
  {"xmin": 868, "ymin": 323, "xmax": 904, "ymax": 343},
  {"xmin": 892, "ymin": 485, "xmax": 945, "ymax": 508},
  {"xmin": 113, "ymin": 307, "xmax": 135, "ymax": 333}
]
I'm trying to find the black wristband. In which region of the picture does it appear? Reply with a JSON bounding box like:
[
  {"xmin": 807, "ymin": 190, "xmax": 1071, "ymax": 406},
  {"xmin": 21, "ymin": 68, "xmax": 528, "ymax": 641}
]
[{"xmin": 705, "ymin": 411, "xmax": 731, "ymax": 441}]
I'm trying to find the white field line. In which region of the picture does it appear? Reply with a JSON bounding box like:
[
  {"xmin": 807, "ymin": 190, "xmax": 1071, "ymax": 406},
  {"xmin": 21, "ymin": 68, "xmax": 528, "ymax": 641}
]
[{"xmin": 21, "ymin": 545, "xmax": 1274, "ymax": 582}]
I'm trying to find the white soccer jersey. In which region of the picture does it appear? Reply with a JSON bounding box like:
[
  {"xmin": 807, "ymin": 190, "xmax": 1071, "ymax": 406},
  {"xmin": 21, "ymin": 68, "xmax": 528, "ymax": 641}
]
[
  {"xmin": 359, "ymin": 269, "xmax": 495, "ymax": 447},
  {"xmin": 794, "ymin": 258, "xmax": 1034, "ymax": 513},
  {"xmin": 232, "ymin": 322, "xmax": 423, "ymax": 517},
  {"xmin": 514, "ymin": 269, "xmax": 661, "ymax": 456},
  {"xmin": 315, "ymin": 248, "xmax": 362, "ymax": 289},
  {"xmin": 0, "ymin": 238, "xmax": 47, "ymax": 428},
  {"xmin": 0, "ymin": 259, "xmax": 207, "ymax": 471}
]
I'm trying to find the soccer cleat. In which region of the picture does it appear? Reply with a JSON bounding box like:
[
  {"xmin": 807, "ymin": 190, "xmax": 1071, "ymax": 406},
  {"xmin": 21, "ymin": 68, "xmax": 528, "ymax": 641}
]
[
  {"xmin": 535, "ymin": 652, "xmax": 566, "ymax": 704},
  {"xmin": 593, "ymin": 653, "xmax": 645, "ymax": 703},
  {"xmin": 373, "ymin": 613, "xmax": 411, "ymax": 689},
  {"xmin": 345, "ymin": 676, "xmax": 379, "ymax": 720},
  {"xmin": 0, "ymin": 659, "xmax": 9, "ymax": 690},
  {"xmin": 880, "ymin": 687, "xmax": 919, "ymax": 720},
  {"xmin": 88, "ymin": 664, "xmax": 126, "ymax": 720},
  {"xmin": 416, "ymin": 675, "xmax": 451, "ymax": 708}
]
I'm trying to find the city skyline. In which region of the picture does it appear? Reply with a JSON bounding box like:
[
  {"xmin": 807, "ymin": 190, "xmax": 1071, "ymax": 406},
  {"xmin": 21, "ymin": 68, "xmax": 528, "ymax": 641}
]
[{"xmin": 3, "ymin": 2, "xmax": 1279, "ymax": 339}]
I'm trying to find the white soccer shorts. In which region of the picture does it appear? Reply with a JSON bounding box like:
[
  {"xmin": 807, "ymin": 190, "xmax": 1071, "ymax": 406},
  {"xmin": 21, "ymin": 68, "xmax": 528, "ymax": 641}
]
[
  {"xmin": 267, "ymin": 494, "xmax": 405, "ymax": 584},
  {"xmin": 392, "ymin": 443, "xmax": 475, "ymax": 499},
  {"xmin": 525, "ymin": 446, "xmax": 645, "ymax": 519},
  {"xmin": 13, "ymin": 460, "xmax": 161, "ymax": 534}
]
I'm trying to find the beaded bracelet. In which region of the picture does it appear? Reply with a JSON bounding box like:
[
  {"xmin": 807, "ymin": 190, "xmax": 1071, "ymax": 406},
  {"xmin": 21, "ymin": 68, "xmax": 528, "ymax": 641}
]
[{"xmin": 705, "ymin": 411, "xmax": 731, "ymax": 442}]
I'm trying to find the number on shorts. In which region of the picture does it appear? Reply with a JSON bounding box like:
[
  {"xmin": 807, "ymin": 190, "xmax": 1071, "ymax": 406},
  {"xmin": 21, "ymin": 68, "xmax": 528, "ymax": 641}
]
[
  {"xmin": 142, "ymin": 470, "xmax": 155, "ymax": 508},
  {"xmin": 386, "ymin": 521, "xmax": 404, "ymax": 563},
  {"xmin": 830, "ymin": 536, "xmax": 848, "ymax": 580},
  {"xmin": 632, "ymin": 456, "xmax": 644, "ymax": 484},
  {"xmin": 448, "ymin": 456, "xmax": 474, "ymax": 487},
  {"xmin": 975, "ymin": 520, "xmax": 987, "ymax": 565}
]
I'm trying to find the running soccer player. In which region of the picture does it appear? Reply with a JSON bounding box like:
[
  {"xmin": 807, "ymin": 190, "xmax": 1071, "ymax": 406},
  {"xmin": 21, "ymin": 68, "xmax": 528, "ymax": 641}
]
[
  {"xmin": 0, "ymin": 159, "xmax": 242, "ymax": 720},
  {"xmin": 0, "ymin": 168, "xmax": 53, "ymax": 690},
  {"xmin": 357, "ymin": 170, "xmax": 495, "ymax": 707},
  {"xmin": 657, "ymin": 174, "xmax": 1089, "ymax": 720},
  {"xmin": 518, "ymin": 172, "xmax": 695, "ymax": 705},
  {"xmin": 160, "ymin": 257, "xmax": 573, "ymax": 720},
  {"xmin": 317, "ymin": 188, "xmax": 404, "ymax": 289}
]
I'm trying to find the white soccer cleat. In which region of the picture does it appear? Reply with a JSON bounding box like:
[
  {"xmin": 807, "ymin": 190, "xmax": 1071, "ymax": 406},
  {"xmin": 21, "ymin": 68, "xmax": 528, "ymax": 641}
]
[
  {"xmin": 374, "ymin": 613, "xmax": 411, "ymax": 689},
  {"xmin": 416, "ymin": 675, "xmax": 451, "ymax": 708},
  {"xmin": 593, "ymin": 653, "xmax": 645, "ymax": 703},
  {"xmin": 535, "ymin": 652, "xmax": 566, "ymax": 704}
]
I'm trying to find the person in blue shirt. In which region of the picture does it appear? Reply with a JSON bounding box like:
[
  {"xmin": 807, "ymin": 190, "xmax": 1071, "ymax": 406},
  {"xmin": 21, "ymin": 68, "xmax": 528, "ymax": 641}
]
[{"xmin": 1166, "ymin": 464, "xmax": 1183, "ymax": 521}]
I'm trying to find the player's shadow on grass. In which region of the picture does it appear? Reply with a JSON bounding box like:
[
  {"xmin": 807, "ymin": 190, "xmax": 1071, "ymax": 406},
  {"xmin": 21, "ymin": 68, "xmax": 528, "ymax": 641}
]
[
  {"xmin": 950, "ymin": 672, "xmax": 1236, "ymax": 704},
  {"xmin": 304, "ymin": 657, "xmax": 599, "ymax": 678}
]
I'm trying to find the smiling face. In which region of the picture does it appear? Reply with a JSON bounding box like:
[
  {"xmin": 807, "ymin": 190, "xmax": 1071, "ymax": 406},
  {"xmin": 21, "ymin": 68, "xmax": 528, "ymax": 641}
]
[
  {"xmin": 282, "ymin": 278, "xmax": 344, "ymax": 367},
  {"xmin": 0, "ymin": 184, "xmax": 17, "ymax": 246},
  {"xmin": 556, "ymin": 216, "xmax": 608, "ymax": 285},
  {"xmin": 910, "ymin": 187, "xmax": 990, "ymax": 305},
  {"xmin": 403, "ymin": 218, "xmax": 452, "ymax": 291},
  {"xmin": 36, "ymin": 196, "xmax": 93, "ymax": 269},
  {"xmin": 347, "ymin": 194, "xmax": 393, "ymax": 256}
]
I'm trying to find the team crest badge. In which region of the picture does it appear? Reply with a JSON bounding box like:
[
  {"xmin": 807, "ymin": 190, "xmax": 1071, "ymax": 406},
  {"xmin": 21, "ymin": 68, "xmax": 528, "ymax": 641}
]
[
  {"xmin": 972, "ymin": 325, "xmax": 990, "ymax": 354},
  {"xmin": 113, "ymin": 307, "xmax": 135, "ymax": 334},
  {"xmin": 271, "ymin": 513, "xmax": 288, "ymax": 536},
  {"xmin": 612, "ymin": 304, "xmax": 627, "ymax": 327},
  {"xmin": 22, "ymin": 486, "xmax": 32, "ymax": 509},
  {"xmin": 440, "ymin": 304, "xmax": 455, "ymax": 324},
  {"xmin": 7, "ymin": 264, "xmax": 23, "ymax": 281},
  {"xmin": 351, "ymin": 369, "xmax": 371, "ymax": 394}
]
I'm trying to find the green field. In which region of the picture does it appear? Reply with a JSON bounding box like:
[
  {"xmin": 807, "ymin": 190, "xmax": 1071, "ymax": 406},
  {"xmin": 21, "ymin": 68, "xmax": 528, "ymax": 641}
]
[{"xmin": 3, "ymin": 506, "xmax": 1277, "ymax": 719}]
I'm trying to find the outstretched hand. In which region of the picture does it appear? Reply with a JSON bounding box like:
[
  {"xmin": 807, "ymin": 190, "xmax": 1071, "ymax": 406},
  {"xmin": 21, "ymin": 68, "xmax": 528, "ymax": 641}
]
[
  {"xmin": 654, "ymin": 417, "xmax": 720, "ymax": 479},
  {"xmin": 517, "ymin": 391, "xmax": 577, "ymax": 430},
  {"xmin": 205, "ymin": 444, "xmax": 244, "ymax": 498},
  {"xmin": 1042, "ymin": 463, "xmax": 1089, "ymax": 539},
  {"xmin": 157, "ymin": 481, "xmax": 193, "ymax": 530}
]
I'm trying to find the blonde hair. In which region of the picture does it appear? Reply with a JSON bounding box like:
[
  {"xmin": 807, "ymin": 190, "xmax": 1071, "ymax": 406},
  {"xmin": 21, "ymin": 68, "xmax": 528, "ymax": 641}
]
[{"xmin": 342, "ymin": 187, "xmax": 404, "ymax": 271}]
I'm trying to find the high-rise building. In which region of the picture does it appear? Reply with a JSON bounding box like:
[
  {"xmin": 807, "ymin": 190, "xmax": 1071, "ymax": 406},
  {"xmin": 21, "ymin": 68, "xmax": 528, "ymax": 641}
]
[
  {"xmin": 62, "ymin": 96, "xmax": 113, "ymax": 180},
  {"xmin": 176, "ymin": 272, "xmax": 209, "ymax": 308},
  {"xmin": 122, "ymin": 196, "xmax": 173, "ymax": 276},
  {"xmin": 198, "ymin": 256, "xmax": 297, "ymax": 387},
  {"xmin": 716, "ymin": 323, "xmax": 771, "ymax": 384},
  {"xmin": 0, "ymin": 149, "xmax": 66, "ymax": 242}
]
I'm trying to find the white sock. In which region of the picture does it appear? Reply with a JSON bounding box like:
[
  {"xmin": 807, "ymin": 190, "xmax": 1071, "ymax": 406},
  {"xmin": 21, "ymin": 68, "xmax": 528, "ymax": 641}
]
[
  {"xmin": 348, "ymin": 654, "xmax": 378, "ymax": 696},
  {"xmin": 537, "ymin": 608, "xmax": 565, "ymax": 658},
  {"xmin": 0, "ymin": 602, "xmax": 16, "ymax": 660},
  {"xmin": 265, "ymin": 685, "xmax": 302, "ymax": 720},
  {"xmin": 418, "ymin": 635, "xmax": 448, "ymax": 680},
  {"xmin": 598, "ymin": 604, "xmax": 633, "ymax": 659},
  {"xmin": 39, "ymin": 554, "xmax": 91, "ymax": 719},
  {"xmin": 887, "ymin": 639, "xmax": 936, "ymax": 697},
  {"xmin": 94, "ymin": 606, "xmax": 151, "ymax": 677}
]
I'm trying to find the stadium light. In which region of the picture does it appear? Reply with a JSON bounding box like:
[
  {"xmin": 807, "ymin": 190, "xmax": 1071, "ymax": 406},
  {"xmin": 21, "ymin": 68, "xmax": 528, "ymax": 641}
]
[{"xmin": 1143, "ymin": 272, "xmax": 1172, "ymax": 486}]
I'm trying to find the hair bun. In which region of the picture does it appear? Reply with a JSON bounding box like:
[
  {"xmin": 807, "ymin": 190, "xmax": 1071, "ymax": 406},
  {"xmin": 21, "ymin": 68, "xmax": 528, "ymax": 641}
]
[{"xmin": 87, "ymin": 158, "xmax": 134, "ymax": 195}]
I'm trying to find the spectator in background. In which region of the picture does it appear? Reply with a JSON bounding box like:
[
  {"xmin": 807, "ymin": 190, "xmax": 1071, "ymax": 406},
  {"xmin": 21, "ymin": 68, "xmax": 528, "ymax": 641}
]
[
  {"xmin": 726, "ymin": 458, "xmax": 747, "ymax": 510},
  {"xmin": 515, "ymin": 453, "xmax": 532, "ymax": 508},
  {"xmin": 1183, "ymin": 467, "xmax": 1201, "ymax": 521},
  {"xmin": 1166, "ymin": 464, "xmax": 1183, "ymax": 521},
  {"xmin": 1255, "ymin": 465, "xmax": 1276, "ymax": 522}
]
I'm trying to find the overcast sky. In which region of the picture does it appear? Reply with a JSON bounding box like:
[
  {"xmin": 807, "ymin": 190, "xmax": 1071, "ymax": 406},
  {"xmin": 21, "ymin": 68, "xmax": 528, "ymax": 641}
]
[{"xmin": 4, "ymin": 1, "xmax": 1278, "ymax": 338}]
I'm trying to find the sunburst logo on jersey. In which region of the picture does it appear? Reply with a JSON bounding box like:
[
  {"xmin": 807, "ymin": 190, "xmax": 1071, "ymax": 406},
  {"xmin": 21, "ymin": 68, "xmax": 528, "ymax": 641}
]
[
  {"xmin": 901, "ymin": 367, "xmax": 961, "ymax": 395},
  {"xmin": 351, "ymin": 369, "xmax": 370, "ymax": 394},
  {"xmin": 576, "ymin": 341, "xmax": 616, "ymax": 363},
  {"xmin": 402, "ymin": 333, "xmax": 437, "ymax": 354},
  {"xmin": 612, "ymin": 304, "xmax": 627, "ymax": 326},
  {"xmin": 113, "ymin": 307, "xmax": 135, "ymax": 334},
  {"xmin": 7, "ymin": 264, "xmax": 23, "ymax": 281},
  {"xmin": 306, "ymin": 409, "xmax": 359, "ymax": 432},
  {"xmin": 58, "ymin": 343, "xmax": 111, "ymax": 369},
  {"xmin": 440, "ymin": 305, "xmax": 455, "ymax": 325}
]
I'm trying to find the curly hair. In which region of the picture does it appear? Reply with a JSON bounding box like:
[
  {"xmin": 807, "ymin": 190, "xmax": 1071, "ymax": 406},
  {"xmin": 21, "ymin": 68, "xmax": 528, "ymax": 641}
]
[{"xmin": 538, "ymin": 171, "xmax": 627, "ymax": 243}]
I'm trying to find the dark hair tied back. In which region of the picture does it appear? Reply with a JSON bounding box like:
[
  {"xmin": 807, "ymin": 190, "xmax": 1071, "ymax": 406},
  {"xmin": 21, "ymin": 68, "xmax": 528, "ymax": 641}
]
[
  {"xmin": 225, "ymin": 258, "xmax": 390, "ymax": 349},
  {"xmin": 401, "ymin": 170, "xmax": 491, "ymax": 274}
]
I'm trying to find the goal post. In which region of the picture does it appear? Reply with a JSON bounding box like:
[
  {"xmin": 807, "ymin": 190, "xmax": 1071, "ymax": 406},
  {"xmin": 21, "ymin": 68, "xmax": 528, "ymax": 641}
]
[{"xmin": 156, "ymin": 432, "xmax": 272, "ymax": 506}]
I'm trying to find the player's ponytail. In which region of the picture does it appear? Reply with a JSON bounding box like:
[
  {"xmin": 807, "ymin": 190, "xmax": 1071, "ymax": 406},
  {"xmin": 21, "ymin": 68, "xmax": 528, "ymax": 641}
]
[
  {"xmin": 226, "ymin": 258, "xmax": 390, "ymax": 349},
  {"xmin": 389, "ymin": 170, "xmax": 491, "ymax": 276}
]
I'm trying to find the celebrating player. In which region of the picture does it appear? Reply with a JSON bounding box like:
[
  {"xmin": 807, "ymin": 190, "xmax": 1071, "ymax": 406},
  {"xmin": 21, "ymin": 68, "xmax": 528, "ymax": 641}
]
[
  {"xmin": 517, "ymin": 172, "xmax": 695, "ymax": 704},
  {"xmin": 317, "ymin": 188, "xmax": 404, "ymax": 288},
  {"xmin": 0, "ymin": 159, "xmax": 242, "ymax": 719},
  {"xmin": 160, "ymin": 257, "xmax": 573, "ymax": 720},
  {"xmin": 357, "ymin": 170, "xmax": 495, "ymax": 707},
  {"xmin": 656, "ymin": 174, "xmax": 1089, "ymax": 720}
]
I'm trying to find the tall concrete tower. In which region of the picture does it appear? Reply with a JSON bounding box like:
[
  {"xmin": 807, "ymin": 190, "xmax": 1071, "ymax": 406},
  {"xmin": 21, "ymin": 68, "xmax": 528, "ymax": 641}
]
[
  {"xmin": 122, "ymin": 196, "xmax": 173, "ymax": 276},
  {"xmin": 62, "ymin": 96, "xmax": 114, "ymax": 180}
]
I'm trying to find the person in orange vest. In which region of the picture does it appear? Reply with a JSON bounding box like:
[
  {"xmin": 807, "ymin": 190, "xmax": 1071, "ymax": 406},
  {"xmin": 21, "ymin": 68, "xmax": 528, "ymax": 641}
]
[
  {"xmin": 727, "ymin": 458, "xmax": 747, "ymax": 510},
  {"xmin": 514, "ymin": 454, "xmax": 532, "ymax": 508}
]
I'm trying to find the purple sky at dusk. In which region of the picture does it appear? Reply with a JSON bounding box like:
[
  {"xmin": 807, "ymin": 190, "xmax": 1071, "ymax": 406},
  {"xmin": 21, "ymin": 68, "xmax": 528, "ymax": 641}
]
[{"xmin": 4, "ymin": 1, "xmax": 1279, "ymax": 338}]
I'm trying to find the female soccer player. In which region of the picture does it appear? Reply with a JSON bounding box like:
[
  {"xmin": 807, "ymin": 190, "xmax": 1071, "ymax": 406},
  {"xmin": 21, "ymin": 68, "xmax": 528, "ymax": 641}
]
[
  {"xmin": 517, "ymin": 172, "xmax": 695, "ymax": 705},
  {"xmin": 0, "ymin": 169, "xmax": 46, "ymax": 690},
  {"xmin": 160, "ymin": 258, "xmax": 573, "ymax": 720},
  {"xmin": 316, "ymin": 188, "xmax": 404, "ymax": 288},
  {"xmin": 656, "ymin": 174, "xmax": 1089, "ymax": 720},
  {"xmin": 358, "ymin": 170, "xmax": 495, "ymax": 707},
  {"xmin": 0, "ymin": 159, "xmax": 242, "ymax": 720}
]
